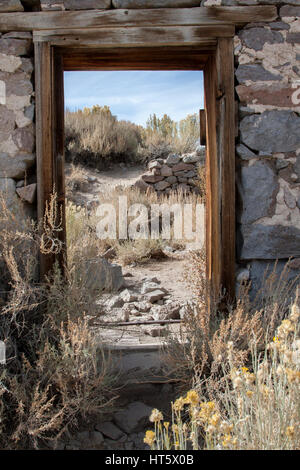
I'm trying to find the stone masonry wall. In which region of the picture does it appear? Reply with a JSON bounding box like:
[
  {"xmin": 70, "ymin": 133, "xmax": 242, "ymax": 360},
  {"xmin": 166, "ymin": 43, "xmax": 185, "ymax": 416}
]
[
  {"xmin": 0, "ymin": 26, "xmax": 36, "ymax": 218},
  {"xmin": 231, "ymin": 3, "xmax": 300, "ymax": 292},
  {"xmin": 133, "ymin": 148, "xmax": 205, "ymax": 196},
  {"xmin": 0, "ymin": 1, "xmax": 299, "ymax": 296}
]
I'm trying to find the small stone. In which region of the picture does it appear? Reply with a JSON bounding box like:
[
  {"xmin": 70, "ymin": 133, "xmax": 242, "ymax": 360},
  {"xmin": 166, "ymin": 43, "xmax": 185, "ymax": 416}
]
[
  {"xmin": 149, "ymin": 276, "xmax": 160, "ymax": 284},
  {"xmin": 185, "ymin": 170, "xmax": 197, "ymax": 178},
  {"xmin": 235, "ymin": 64, "xmax": 281, "ymax": 84},
  {"xmin": 165, "ymin": 175, "xmax": 177, "ymax": 184},
  {"xmin": 276, "ymin": 159, "xmax": 289, "ymax": 170},
  {"xmin": 134, "ymin": 301, "xmax": 152, "ymax": 313},
  {"xmin": 182, "ymin": 152, "xmax": 200, "ymax": 163},
  {"xmin": 141, "ymin": 282, "xmax": 167, "ymax": 295},
  {"xmin": 106, "ymin": 296, "xmax": 124, "ymax": 309},
  {"xmin": 0, "ymin": 53, "xmax": 22, "ymax": 73},
  {"xmin": 148, "ymin": 160, "xmax": 162, "ymax": 170},
  {"xmin": 166, "ymin": 153, "xmax": 180, "ymax": 166},
  {"xmin": 160, "ymin": 164, "xmax": 173, "ymax": 177},
  {"xmin": 114, "ymin": 401, "xmax": 153, "ymax": 434},
  {"xmin": 120, "ymin": 289, "xmax": 138, "ymax": 303},
  {"xmin": 133, "ymin": 178, "xmax": 152, "ymax": 192},
  {"xmin": 145, "ymin": 289, "xmax": 167, "ymax": 303},
  {"xmin": 239, "ymin": 28, "xmax": 284, "ymax": 51},
  {"xmin": 12, "ymin": 128, "xmax": 34, "ymax": 153},
  {"xmin": 95, "ymin": 421, "xmax": 125, "ymax": 441},
  {"xmin": 16, "ymin": 183, "xmax": 36, "ymax": 204},
  {"xmin": 165, "ymin": 302, "xmax": 181, "ymax": 319},
  {"xmin": 240, "ymin": 111, "xmax": 300, "ymax": 153},
  {"xmin": 172, "ymin": 162, "xmax": 195, "ymax": 172},
  {"xmin": 154, "ymin": 180, "xmax": 170, "ymax": 191},
  {"xmin": 284, "ymin": 186, "xmax": 296, "ymax": 209},
  {"xmin": 0, "ymin": 38, "xmax": 32, "ymax": 57},
  {"xmin": 142, "ymin": 173, "xmax": 164, "ymax": 184},
  {"xmin": 236, "ymin": 268, "xmax": 250, "ymax": 283}
]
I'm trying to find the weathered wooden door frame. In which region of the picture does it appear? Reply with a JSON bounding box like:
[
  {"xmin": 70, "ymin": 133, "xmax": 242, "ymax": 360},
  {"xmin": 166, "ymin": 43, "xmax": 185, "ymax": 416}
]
[{"xmin": 34, "ymin": 37, "xmax": 235, "ymax": 301}]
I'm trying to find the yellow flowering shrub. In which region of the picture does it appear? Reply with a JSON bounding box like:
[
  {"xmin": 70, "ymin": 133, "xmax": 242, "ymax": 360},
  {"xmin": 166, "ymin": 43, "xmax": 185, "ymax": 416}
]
[{"xmin": 145, "ymin": 300, "xmax": 300, "ymax": 450}]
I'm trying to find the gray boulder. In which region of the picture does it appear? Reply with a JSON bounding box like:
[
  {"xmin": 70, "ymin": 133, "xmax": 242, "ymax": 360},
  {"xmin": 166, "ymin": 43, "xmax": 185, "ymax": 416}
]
[
  {"xmin": 114, "ymin": 401, "xmax": 153, "ymax": 434},
  {"xmin": 240, "ymin": 111, "xmax": 300, "ymax": 153},
  {"xmin": 81, "ymin": 258, "xmax": 124, "ymax": 293}
]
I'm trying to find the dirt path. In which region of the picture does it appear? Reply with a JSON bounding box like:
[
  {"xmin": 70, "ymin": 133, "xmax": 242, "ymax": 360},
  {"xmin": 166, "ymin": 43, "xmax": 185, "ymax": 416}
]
[{"xmin": 123, "ymin": 257, "xmax": 193, "ymax": 304}]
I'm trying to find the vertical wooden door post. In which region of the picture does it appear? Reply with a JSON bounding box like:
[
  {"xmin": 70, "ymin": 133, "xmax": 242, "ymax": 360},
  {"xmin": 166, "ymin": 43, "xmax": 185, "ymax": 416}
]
[{"xmin": 204, "ymin": 38, "xmax": 235, "ymax": 302}]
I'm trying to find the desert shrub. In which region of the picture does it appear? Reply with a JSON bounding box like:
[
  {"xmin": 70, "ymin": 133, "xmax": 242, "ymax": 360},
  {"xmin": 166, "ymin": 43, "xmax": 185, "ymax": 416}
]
[
  {"xmin": 144, "ymin": 299, "xmax": 300, "ymax": 450},
  {"xmin": 0, "ymin": 193, "xmax": 117, "ymax": 449},
  {"xmin": 69, "ymin": 185, "xmax": 203, "ymax": 266},
  {"xmin": 65, "ymin": 106, "xmax": 143, "ymax": 167},
  {"xmin": 162, "ymin": 250, "xmax": 299, "ymax": 392},
  {"xmin": 65, "ymin": 107, "xmax": 201, "ymax": 167},
  {"xmin": 141, "ymin": 112, "xmax": 200, "ymax": 161}
]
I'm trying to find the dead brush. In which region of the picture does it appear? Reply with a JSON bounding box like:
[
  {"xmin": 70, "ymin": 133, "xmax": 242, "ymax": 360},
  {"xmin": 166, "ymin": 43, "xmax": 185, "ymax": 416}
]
[
  {"xmin": 86, "ymin": 184, "xmax": 203, "ymax": 265},
  {"xmin": 162, "ymin": 248, "xmax": 300, "ymax": 397},
  {"xmin": 0, "ymin": 192, "xmax": 117, "ymax": 449}
]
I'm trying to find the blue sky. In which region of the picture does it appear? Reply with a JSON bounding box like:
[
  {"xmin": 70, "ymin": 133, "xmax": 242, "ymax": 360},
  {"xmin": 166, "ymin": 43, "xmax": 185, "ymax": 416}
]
[{"xmin": 64, "ymin": 71, "xmax": 204, "ymax": 127}]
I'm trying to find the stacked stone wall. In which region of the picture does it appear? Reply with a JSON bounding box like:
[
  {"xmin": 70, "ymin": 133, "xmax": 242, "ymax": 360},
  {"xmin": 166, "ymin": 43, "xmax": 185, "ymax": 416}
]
[
  {"xmin": 230, "ymin": 2, "xmax": 300, "ymax": 290},
  {"xmin": 133, "ymin": 149, "xmax": 205, "ymax": 196},
  {"xmin": 0, "ymin": 26, "xmax": 36, "ymax": 217}
]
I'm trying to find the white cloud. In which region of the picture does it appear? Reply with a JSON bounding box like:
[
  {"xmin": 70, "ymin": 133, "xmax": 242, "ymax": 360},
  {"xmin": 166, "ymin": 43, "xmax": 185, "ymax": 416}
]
[{"xmin": 64, "ymin": 71, "xmax": 204, "ymax": 126}]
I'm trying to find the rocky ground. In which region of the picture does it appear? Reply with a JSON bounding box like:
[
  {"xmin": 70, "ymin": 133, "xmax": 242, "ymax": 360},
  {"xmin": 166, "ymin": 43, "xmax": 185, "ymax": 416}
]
[
  {"xmin": 62, "ymin": 160, "xmax": 200, "ymax": 450},
  {"xmin": 48, "ymin": 383, "xmax": 178, "ymax": 450}
]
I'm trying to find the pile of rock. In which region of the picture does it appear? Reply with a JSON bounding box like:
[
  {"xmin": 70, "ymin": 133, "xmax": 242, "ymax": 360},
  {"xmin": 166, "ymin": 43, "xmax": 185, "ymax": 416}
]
[
  {"xmin": 133, "ymin": 147, "xmax": 205, "ymax": 196},
  {"xmin": 97, "ymin": 275, "xmax": 193, "ymax": 337}
]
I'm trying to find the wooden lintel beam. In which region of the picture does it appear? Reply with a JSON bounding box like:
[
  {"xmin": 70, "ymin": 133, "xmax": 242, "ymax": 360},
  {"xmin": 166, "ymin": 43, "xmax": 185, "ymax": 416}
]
[
  {"xmin": 62, "ymin": 47, "xmax": 211, "ymax": 71},
  {"xmin": 33, "ymin": 26, "xmax": 230, "ymax": 47},
  {"xmin": 0, "ymin": 6, "xmax": 277, "ymax": 32}
]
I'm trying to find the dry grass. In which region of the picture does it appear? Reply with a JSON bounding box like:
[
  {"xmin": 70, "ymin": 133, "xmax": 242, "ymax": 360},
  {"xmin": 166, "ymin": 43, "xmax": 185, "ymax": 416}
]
[
  {"xmin": 65, "ymin": 108, "xmax": 143, "ymax": 168},
  {"xmin": 162, "ymin": 249, "xmax": 300, "ymax": 394},
  {"xmin": 0, "ymin": 193, "xmax": 117, "ymax": 449},
  {"xmin": 65, "ymin": 185, "xmax": 203, "ymax": 266},
  {"xmin": 144, "ymin": 298, "xmax": 300, "ymax": 450},
  {"xmin": 65, "ymin": 107, "xmax": 201, "ymax": 166}
]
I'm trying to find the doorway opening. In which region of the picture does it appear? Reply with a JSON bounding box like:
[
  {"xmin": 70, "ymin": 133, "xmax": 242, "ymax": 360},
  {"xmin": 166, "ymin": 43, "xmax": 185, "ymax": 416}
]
[
  {"xmin": 35, "ymin": 42, "xmax": 235, "ymax": 323},
  {"xmin": 64, "ymin": 69, "xmax": 205, "ymax": 344}
]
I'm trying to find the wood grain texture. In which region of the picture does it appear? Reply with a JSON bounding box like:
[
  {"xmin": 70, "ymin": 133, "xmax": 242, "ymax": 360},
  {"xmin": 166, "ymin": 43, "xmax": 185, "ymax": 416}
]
[
  {"xmin": 204, "ymin": 38, "xmax": 235, "ymax": 302},
  {"xmin": 216, "ymin": 37, "xmax": 235, "ymax": 301},
  {"xmin": 62, "ymin": 46, "xmax": 212, "ymax": 70},
  {"xmin": 204, "ymin": 54, "xmax": 221, "ymax": 301},
  {"xmin": 52, "ymin": 51, "xmax": 67, "ymax": 273},
  {"xmin": 0, "ymin": 6, "xmax": 277, "ymax": 32},
  {"xmin": 33, "ymin": 25, "xmax": 233, "ymax": 47},
  {"xmin": 34, "ymin": 41, "xmax": 55, "ymax": 279}
]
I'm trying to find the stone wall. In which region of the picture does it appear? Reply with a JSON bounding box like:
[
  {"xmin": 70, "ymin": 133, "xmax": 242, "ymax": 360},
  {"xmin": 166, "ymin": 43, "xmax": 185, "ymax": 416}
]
[
  {"xmin": 231, "ymin": 3, "xmax": 300, "ymax": 292},
  {"xmin": 0, "ymin": 1, "xmax": 299, "ymax": 296},
  {"xmin": 0, "ymin": 27, "xmax": 36, "ymax": 217},
  {"xmin": 133, "ymin": 148, "xmax": 205, "ymax": 196}
]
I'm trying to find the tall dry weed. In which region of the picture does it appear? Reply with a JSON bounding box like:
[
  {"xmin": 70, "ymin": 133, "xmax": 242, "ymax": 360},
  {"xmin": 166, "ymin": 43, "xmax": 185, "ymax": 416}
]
[{"xmin": 0, "ymin": 193, "xmax": 117, "ymax": 449}]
